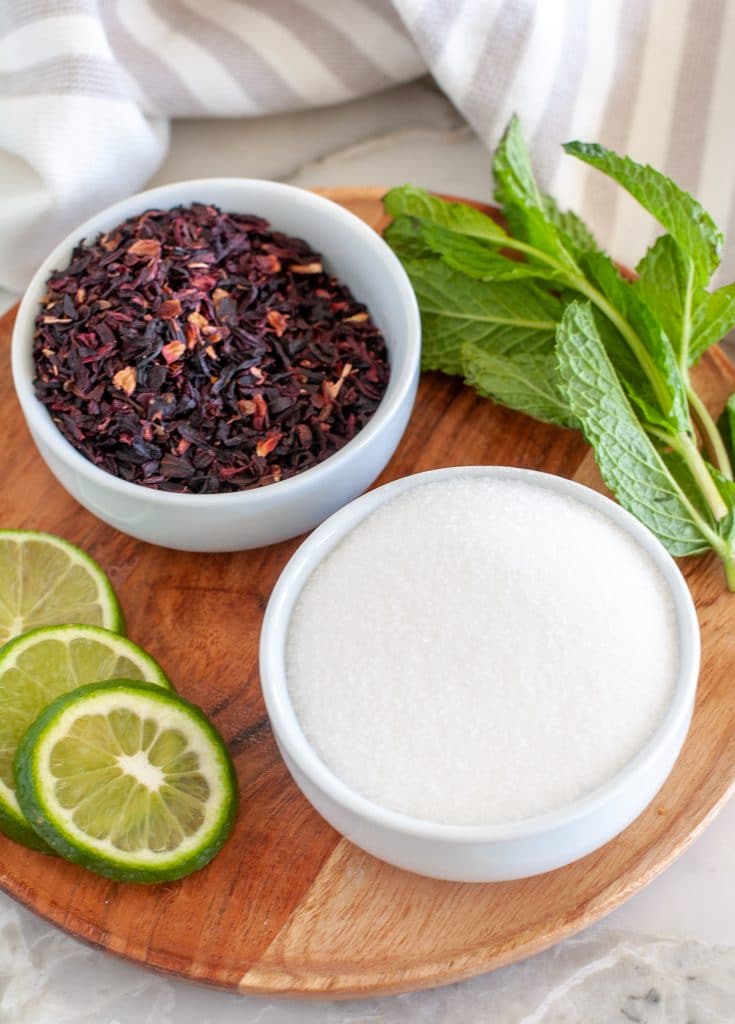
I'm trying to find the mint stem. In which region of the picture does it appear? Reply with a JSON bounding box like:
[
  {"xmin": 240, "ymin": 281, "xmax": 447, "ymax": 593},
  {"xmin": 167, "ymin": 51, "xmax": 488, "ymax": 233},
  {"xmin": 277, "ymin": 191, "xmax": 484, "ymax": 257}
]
[
  {"xmin": 677, "ymin": 431, "xmax": 728, "ymax": 521},
  {"xmin": 686, "ymin": 383, "xmax": 734, "ymax": 480},
  {"xmin": 724, "ymin": 551, "xmax": 735, "ymax": 591}
]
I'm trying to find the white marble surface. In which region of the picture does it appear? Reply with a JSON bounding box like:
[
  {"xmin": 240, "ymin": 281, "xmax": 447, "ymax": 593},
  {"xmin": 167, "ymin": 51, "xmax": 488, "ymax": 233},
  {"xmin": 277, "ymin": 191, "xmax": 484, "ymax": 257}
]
[{"xmin": 2, "ymin": 78, "xmax": 734, "ymax": 1022}]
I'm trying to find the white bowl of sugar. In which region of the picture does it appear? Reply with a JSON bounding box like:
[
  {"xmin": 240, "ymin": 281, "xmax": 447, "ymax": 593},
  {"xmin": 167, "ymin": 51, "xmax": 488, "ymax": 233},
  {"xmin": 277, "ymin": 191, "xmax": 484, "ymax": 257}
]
[{"xmin": 259, "ymin": 466, "xmax": 700, "ymax": 882}]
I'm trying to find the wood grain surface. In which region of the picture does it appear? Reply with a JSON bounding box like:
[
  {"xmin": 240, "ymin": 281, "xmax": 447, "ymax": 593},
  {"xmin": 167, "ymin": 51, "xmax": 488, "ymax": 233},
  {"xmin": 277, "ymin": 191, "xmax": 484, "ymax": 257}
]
[{"xmin": 0, "ymin": 188, "xmax": 734, "ymax": 999}]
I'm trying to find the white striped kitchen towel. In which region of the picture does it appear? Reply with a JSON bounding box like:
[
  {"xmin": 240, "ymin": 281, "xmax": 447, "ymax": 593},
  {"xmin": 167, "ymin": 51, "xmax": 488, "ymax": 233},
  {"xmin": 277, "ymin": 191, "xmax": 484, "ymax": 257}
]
[{"xmin": 1, "ymin": 0, "xmax": 734, "ymax": 292}]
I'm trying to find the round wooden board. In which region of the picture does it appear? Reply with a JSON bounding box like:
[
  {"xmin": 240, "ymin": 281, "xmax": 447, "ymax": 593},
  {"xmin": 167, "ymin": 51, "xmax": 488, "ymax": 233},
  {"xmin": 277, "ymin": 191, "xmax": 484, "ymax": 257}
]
[{"xmin": 1, "ymin": 188, "xmax": 735, "ymax": 999}]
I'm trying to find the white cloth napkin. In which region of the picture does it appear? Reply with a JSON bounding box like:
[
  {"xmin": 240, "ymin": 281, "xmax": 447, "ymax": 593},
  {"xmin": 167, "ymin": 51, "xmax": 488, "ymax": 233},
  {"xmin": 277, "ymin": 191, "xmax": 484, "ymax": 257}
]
[{"xmin": 1, "ymin": 0, "xmax": 734, "ymax": 292}]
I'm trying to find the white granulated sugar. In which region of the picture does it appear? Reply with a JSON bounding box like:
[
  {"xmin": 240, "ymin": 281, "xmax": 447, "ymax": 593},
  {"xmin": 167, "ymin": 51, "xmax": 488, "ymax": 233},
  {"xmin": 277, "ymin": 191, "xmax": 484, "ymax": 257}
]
[{"xmin": 285, "ymin": 476, "xmax": 679, "ymax": 826}]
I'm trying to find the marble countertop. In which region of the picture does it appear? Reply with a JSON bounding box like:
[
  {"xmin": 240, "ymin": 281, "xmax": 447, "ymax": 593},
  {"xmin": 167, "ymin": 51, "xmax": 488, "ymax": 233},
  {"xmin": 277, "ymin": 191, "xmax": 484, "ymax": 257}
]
[{"xmin": 1, "ymin": 79, "xmax": 734, "ymax": 1023}]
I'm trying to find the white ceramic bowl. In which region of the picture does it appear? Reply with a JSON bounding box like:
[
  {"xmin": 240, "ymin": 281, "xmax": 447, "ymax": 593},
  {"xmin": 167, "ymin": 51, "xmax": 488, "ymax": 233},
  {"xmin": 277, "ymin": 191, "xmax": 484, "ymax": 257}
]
[
  {"xmin": 260, "ymin": 466, "xmax": 700, "ymax": 883},
  {"xmin": 12, "ymin": 180, "xmax": 420, "ymax": 551}
]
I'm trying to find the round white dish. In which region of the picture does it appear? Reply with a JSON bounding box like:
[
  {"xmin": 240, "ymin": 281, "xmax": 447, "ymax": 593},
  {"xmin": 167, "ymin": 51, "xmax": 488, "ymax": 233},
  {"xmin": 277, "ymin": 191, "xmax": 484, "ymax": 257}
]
[
  {"xmin": 11, "ymin": 180, "xmax": 420, "ymax": 551},
  {"xmin": 259, "ymin": 466, "xmax": 700, "ymax": 883}
]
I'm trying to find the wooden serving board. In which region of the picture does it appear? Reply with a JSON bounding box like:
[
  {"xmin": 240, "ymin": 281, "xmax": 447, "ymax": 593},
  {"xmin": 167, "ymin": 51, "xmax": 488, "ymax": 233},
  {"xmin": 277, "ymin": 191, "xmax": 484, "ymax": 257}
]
[{"xmin": 1, "ymin": 188, "xmax": 735, "ymax": 999}]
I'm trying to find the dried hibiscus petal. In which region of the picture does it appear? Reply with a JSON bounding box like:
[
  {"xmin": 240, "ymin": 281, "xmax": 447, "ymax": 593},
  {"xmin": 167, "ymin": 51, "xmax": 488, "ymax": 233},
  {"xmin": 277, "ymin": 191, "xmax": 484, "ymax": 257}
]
[
  {"xmin": 112, "ymin": 366, "xmax": 136, "ymax": 396},
  {"xmin": 127, "ymin": 238, "xmax": 161, "ymax": 261},
  {"xmin": 162, "ymin": 341, "xmax": 186, "ymax": 364},
  {"xmin": 266, "ymin": 309, "xmax": 288, "ymax": 337},
  {"xmin": 255, "ymin": 433, "xmax": 282, "ymax": 458},
  {"xmin": 157, "ymin": 298, "xmax": 182, "ymax": 319}
]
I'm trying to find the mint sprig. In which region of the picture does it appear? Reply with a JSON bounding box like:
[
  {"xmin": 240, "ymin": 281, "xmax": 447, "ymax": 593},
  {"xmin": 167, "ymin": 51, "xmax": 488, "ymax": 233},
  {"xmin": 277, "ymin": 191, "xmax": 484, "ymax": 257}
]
[{"xmin": 384, "ymin": 115, "xmax": 735, "ymax": 589}]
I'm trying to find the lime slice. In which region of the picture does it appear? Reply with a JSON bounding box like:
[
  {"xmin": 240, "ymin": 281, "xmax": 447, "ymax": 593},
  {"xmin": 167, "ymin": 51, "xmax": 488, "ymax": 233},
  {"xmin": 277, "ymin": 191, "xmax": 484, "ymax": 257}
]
[
  {"xmin": 0, "ymin": 625, "xmax": 171, "ymax": 850},
  {"xmin": 15, "ymin": 680, "xmax": 237, "ymax": 882},
  {"xmin": 0, "ymin": 530, "xmax": 124, "ymax": 645}
]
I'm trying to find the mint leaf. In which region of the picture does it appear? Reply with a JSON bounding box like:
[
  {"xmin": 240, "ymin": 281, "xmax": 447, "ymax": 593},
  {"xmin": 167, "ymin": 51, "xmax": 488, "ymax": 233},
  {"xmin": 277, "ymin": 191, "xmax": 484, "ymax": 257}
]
[
  {"xmin": 462, "ymin": 335, "xmax": 576, "ymax": 429},
  {"xmin": 634, "ymin": 235, "xmax": 693, "ymax": 363},
  {"xmin": 654, "ymin": 445, "xmax": 735, "ymax": 559},
  {"xmin": 590, "ymin": 310, "xmax": 672, "ymax": 430},
  {"xmin": 635, "ymin": 235, "xmax": 735, "ymax": 367},
  {"xmin": 542, "ymin": 194, "xmax": 599, "ymax": 258},
  {"xmin": 383, "ymin": 216, "xmax": 435, "ymax": 261},
  {"xmin": 710, "ymin": 465, "xmax": 735, "ymax": 546},
  {"xmin": 689, "ymin": 284, "xmax": 735, "ymax": 365},
  {"xmin": 400, "ymin": 258, "xmax": 562, "ymax": 376},
  {"xmin": 384, "ymin": 185, "xmax": 508, "ymax": 244},
  {"xmin": 580, "ymin": 250, "xmax": 690, "ymax": 432},
  {"xmin": 556, "ymin": 301, "xmax": 710, "ymax": 556},
  {"xmin": 656, "ymin": 445, "xmax": 715, "ymax": 524},
  {"xmin": 564, "ymin": 141, "xmax": 722, "ymax": 277},
  {"xmin": 400, "ymin": 219, "xmax": 563, "ymax": 283},
  {"xmin": 493, "ymin": 116, "xmax": 579, "ymax": 272}
]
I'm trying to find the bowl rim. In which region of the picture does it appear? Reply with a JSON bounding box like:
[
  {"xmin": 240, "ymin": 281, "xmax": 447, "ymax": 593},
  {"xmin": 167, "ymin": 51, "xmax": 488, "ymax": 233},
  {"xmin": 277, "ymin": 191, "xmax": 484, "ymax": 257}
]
[
  {"xmin": 11, "ymin": 177, "xmax": 420, "ymax": 508},
  {"xmin": 260, "ymin": 465, "xmax": 701, "ymax": 843}
]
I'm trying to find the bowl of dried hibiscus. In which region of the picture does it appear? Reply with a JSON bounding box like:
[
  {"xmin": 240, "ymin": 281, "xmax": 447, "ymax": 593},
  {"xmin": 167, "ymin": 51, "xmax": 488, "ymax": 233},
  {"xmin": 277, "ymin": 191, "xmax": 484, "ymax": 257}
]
[{"xmin": 12, "ymin": 179, "xmax": 420, "ymax": 551}]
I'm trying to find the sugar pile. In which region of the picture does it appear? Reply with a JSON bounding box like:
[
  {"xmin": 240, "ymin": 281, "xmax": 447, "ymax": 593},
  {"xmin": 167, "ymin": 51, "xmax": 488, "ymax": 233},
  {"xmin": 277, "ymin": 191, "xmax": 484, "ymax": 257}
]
[{"xmin": 285, "ymin": 476, "xmax": 679, "ymax": 826}]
